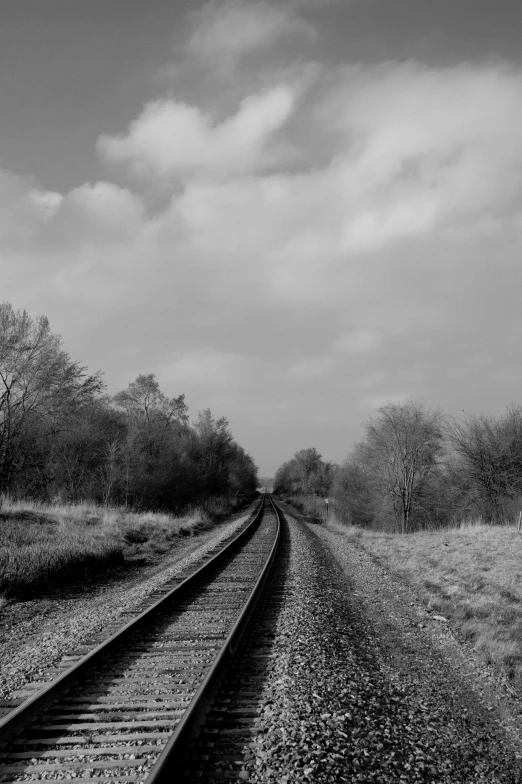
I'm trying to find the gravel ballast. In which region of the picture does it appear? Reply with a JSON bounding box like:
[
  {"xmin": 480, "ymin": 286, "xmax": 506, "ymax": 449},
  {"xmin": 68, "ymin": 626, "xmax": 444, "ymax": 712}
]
[{"xmin": 206, "ymin": 503, "xmax": 522, "ymax": 783}]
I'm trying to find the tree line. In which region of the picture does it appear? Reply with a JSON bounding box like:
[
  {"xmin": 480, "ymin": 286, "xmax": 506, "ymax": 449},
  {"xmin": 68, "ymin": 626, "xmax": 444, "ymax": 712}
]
[
  {"xmin": 274, "ymin": 400, "xmax": 522, "ymax": 532},
  {"xmin": 0, "ymin": 302, "xmax": 258, "ymax": 509}
]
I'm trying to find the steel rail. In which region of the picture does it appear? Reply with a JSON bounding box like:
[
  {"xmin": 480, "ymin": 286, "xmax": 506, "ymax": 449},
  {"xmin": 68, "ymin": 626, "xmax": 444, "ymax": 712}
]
[
  {"xmin": 0, "ymin": 495, "xmax": 266, "ymax": 746},
  {"xmin": 144, "ymin": 494, "xmax": 281, "ymax": 782}
]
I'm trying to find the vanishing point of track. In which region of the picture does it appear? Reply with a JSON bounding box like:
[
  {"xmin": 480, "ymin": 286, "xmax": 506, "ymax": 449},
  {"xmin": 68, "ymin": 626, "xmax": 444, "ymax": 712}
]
[{"xmin": 0, "ymin": 495, "xmax": 281, "ymax": 783}]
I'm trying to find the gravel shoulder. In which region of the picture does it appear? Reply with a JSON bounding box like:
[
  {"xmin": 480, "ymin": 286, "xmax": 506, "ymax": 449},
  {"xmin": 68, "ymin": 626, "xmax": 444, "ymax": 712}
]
[
  {"xmin": 233, "ymin": 502, "xmax": 522, "ymax": 783},
  {"xmin": 311, "ymin": 519, "xmax": 522, "ymax": 753},
  {"xmin": 0, "ymin": 502, "xmax": 258, "ymax": 706}
]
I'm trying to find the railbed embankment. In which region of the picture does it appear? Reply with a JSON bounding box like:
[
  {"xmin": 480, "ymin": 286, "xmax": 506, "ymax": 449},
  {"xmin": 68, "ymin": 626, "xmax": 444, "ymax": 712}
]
[
  {"xmin": 323, "ymin": 517, "xmax": 522, "ymax": 690},
  {"xmin": 247, "ymin": 500, "xmax": 522, "ymax": 782},
  {"xmin": 0, "ymin": 495, "xmax": 253, "ymax": 599},
  {"xmin": 0, "ymin": 499, "xmax": 258, "ymax": 704}
]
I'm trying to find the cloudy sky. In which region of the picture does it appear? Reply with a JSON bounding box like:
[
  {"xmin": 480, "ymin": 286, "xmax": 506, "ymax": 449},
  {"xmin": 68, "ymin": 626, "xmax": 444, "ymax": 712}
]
[{"xmin": 2, "ymin": 0, "xmax": 522, "ymax": 475}]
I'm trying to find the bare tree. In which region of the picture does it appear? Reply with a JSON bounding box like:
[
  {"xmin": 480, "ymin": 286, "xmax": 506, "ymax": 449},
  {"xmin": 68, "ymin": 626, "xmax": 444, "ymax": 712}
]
[
  {"xmin": 447, "ymin": 406, "xmax": 522, "ymax": 522},
  {"xmin": 0, "ymin": 302, "xmax": 103, "ymax": 494},
  {"xmin": 113, "ymin": 374, "xmax": 189, "ymax": 505},
  {"xmin": 113, "ymin": 374, "xmax": 188, "ymax": 432},
  {"xmin": 362, "ymin": 400, "xmax": 445, "ymax": 532},
  {"xmin": 332, "ymin": 452, "xmax": 375, "ymax": 527},
  {"xmin": 189, "ymin": 409, "xmax": 233, "ymax": 496},
  {"xmin": 100, "ymin": 439, "xmax": 123, "ymax": 506},
  {"xmin": 0, "ymin": 303, "xmax": 258, "ymax": 509}
]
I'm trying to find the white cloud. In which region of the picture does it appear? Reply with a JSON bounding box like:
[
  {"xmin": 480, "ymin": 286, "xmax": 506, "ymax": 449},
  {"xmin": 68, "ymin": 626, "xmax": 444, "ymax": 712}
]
[
  {"xmin": 7, "ymin": 62, "xmax": 522, "ymax": 317},
  {"xmin": 28, "ymin": 189, "xmax": 63, "ymax": 219},
  {"xmin": 323, "ymin": 62, "xmax": 522, "ymax": 238},
  {"xmin": 145, "ymin": 59, "xmax": 522, "ymax": 306},
  {"xmin": 186, "ymin": 1, "xmax": 314, "ymax": 66},
  {"xmin": 49, "ymin": 182, "xmax": 145, "ymax": 246},
  {"xmin": 97, "ymin": 86, "xmax": 295, "ymax": 180},
  {"xmin": 0, "ymin": 171, "xmax": 53, "ymax": 248}
]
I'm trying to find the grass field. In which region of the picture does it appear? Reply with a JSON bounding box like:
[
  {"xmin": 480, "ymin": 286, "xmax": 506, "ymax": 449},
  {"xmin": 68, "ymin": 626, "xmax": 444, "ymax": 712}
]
[
  {"xmin": 0, "ymin": 495, "xmax": 246, "ymax": 598},
  {"xmin": 327, "ymin": 516, "xmax": 522, "ymax": 687}
]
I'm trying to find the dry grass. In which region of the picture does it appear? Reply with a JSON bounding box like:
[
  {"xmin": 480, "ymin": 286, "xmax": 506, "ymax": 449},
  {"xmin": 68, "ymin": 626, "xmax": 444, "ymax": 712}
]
[
  {"xmin": 281, "ymin": 495, "xmax": 328, "ymax": 523},
  {"xmin": 0, "ymin": 496, "xmax": 226, "ymax": 598},
  {"xmin": 328, "ymin": 513, "xmax": 522, "ymax": 686}
]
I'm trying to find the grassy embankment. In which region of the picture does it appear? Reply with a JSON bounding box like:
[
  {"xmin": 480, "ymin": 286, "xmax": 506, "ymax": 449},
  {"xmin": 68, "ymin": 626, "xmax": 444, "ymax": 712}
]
[
  {"xmin": 0, "ymin": 495, "xmax": 250, "ymax": 598},
  {"xmin": 279, "ymin": 495, "xmax": 328, "ymax": 523},
  {"xmin": 326, "ymin": 513, "xmax": 522, "ymax": 688}
]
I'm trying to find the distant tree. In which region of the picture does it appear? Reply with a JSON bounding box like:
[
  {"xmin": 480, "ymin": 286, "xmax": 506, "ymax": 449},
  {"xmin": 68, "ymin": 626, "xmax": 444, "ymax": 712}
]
[
  {"xmin": 227, "ymin": 444, "xmax": 258, "ymax": 495},
  {"xmin": 332, "ymin": 452, "xmax": 374, "ymax": 527},
  {"xmin": 274, "ymin": 447, "xmax": 335, "ymax": 498},
  {"xmin": 361, "ymin": 400, "xmax": 445, "ymax": 532},
  {"xmin": 188, "ymin": 409, "xmax": 234, "ymax": 496},
  {"xmin": 293, "ymin": 448, "xmax": 324, "ymax": 494},
  {"xmin": 0, "ymin": 301, "xmax": 259, "ymax": 511},
  {"xmin": 113, "ymin": 374, "xmax": 188, "ymax": 434},
  {"xmin": 447, "ymin": 406, "xmax": 522, "ymax": 522},
  {"xmin": 314, "ymin": 460, "xmax": 337, "ymax": 497},
  {"xmin": 0, "ymin": 302, "xmax": 103, "ymax": 495},
  {"xmin": 273, "ymin": 460, "xmax": 295, "ymax": 496},
  {"xmin": 113, "ymin": 374, "xmax": 188, "ymax": 505},
  {"xmin": 43, "ymin": 397, "xmax": 125, "ymax": 503}
]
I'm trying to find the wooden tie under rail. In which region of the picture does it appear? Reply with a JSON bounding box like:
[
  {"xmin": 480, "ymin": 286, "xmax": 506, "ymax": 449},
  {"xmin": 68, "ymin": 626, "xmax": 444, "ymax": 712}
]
[{"xmin": 0, "ymin": 495, "xmax": 281, "ymax": 783}]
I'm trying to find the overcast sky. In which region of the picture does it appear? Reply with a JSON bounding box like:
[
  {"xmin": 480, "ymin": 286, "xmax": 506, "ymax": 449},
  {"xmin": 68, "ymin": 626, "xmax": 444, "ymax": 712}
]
[{"xmin": 2, "ymin": 0, "xmax": 522, "ymax": 475}]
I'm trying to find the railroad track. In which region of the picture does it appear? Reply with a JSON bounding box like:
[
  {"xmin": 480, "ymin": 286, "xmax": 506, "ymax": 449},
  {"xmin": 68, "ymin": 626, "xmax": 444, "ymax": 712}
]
[
  {"xmin": 0, "ymin": 495, "xmax": 281, "ymax": 783},
  {"xmin": 182, "ymin": 511, "xmax": 291, "ymax": 783}
]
